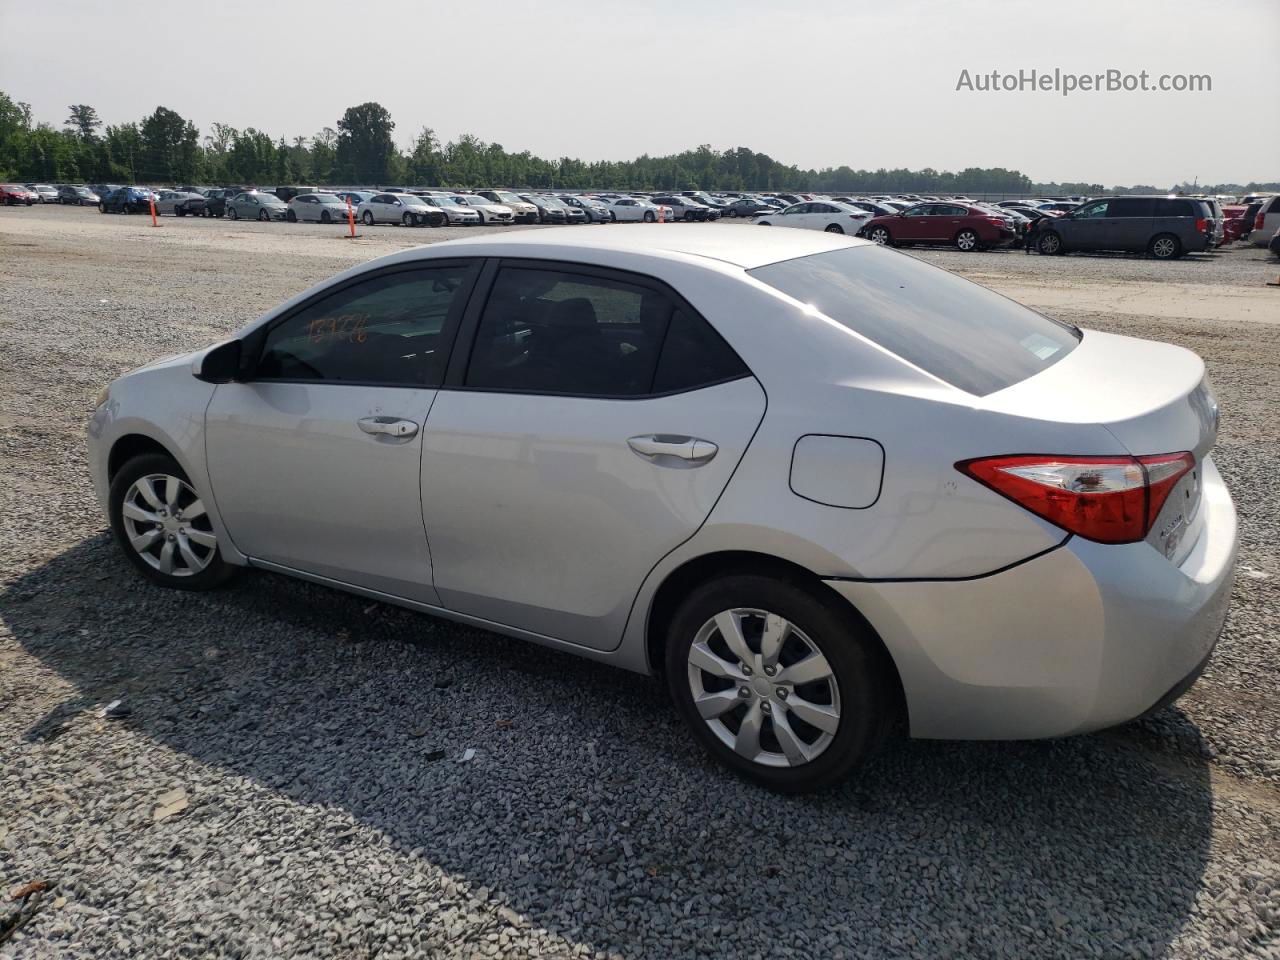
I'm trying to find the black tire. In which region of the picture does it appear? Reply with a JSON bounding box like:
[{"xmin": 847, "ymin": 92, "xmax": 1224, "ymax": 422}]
[
  {"xmin": 643, "ymin": 210, "xmax": 656, "ymax": 223},
  {"xmin": 229, "ymin": 206, "xmax": 239, "ymax": 220},
  {"xmin": 257, "ymin": 209, "xmax": 269, "ymax": 222},
  {"xmin": 665, "ymin": 573, "xmax": 893, "ymax": 793},
  {"xmin": 757, "ymin": 220, "xmax": 772, "ymax": 227},
  {"xmin": 362, "ymin": 210, "xmax": 375, "ymax": 226},
  {"xmin": 98, "ymin": 203, "xmax": 107, "ymax": 214},
  {"xmin": 867, "ymin": 225, "xmax": 891, "ymax": 245},
  {"xmin": 321, "ymin": 210, "xmax": 331, "ymax": 224},
  {"xmin": 729, "ymin": 208, "xmax": 739, "ymax": 217},
  {"xmin": 824, "ymin": 223, "xmax": 844, "ymax": 234},
  {"xmin": 402, "ymin": 212, "xmax": 413, "ymax": 227},
  {"xmin": 176, "ymin": 207, "xmax": 185, "ymax": 217},
  {"xmin": 1148, "ymin": 233, "xmax": 1182, "ymax": 260},
  {"xmin": 286, "ymin": 209, "xmax": 297, "ymax": 223},
  {"xmin": 955, "ymin": 229, "xmax": 979, "ymax": 252},
  {"xmin": 108, "ymin": 453, "xmax": 236, "ymax": 592},
  {"xmin": 1037, "ymin": 231, "xmax": 1063, "ymax": 255}
]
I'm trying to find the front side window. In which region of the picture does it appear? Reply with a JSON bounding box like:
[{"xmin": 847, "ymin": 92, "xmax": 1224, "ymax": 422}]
[
  {"xmin": 1078, "ymin": 200, "xmax": 1110, "ymax": 218},
  {"xmin": 465, "ymin": 267, "xmax": 748, "ymax": 397},
  {"xmin": 903, "ymin": 206, "xmax": 929, "ymax": 217},
  {"xmin": 256, "ymin": 266, "xmax": 471, "ymax": 386},
  {"xmin": 749, "ymin": 245, "xmax": 1079, "ymax": 396}
]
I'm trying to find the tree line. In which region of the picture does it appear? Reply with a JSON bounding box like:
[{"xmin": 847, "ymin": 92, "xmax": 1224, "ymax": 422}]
[{"xmin": 2, "ymin": 92, "xmax": 1275, "ymax": 197}]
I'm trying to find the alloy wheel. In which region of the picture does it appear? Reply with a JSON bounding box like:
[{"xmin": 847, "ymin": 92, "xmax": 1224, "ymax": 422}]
[
  {"xmin": 956, "ymin": 230, "xmax": 978, "ymax": 251},
  {"xmin": 686, "ymin": 608, "xmax": 841, "ymax": 768},
  {"xmin": 1152, "ymin": 237, "xmax": 1177, "ymax": 258},
  {"xmin": 869, "ymin": 227, "xmax": 889, "ymax": 244},
  {"xmin": 120, "ymin": 474, "xmax": 217, "ymax": 577}
]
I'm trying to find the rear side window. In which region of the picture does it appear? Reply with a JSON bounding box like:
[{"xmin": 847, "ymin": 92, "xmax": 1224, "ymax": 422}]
[
  {"xmin": 1154, "ymin": 198, "xmax": 1194, "ymax": 217},
  {"xmin": 749, "ymin": 246, "xmax": 1080, "ymax": 396},
  {"xmin": 465, "ymin": 267, "xmax": 748, "ymax": 397}
]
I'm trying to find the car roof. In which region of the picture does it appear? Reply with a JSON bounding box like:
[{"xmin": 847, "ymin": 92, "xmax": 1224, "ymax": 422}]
[{"xmin": 384, "ymin": 222, "xmax": 870, "ymax": 269}]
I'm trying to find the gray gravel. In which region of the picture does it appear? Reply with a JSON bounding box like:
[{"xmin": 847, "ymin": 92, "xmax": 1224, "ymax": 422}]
[{"xmin": 1, "ymin": 205, "xmax": 1278, "ymax": 959}]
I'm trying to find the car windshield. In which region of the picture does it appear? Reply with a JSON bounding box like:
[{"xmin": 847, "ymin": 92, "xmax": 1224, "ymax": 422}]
[
  {"xmin": 456, "ymin": 196, "xmax": 484, "ymax": 205},
  {"xmin": 400, "ymin": 195, "xmax": 429, "ymax": 206},
  {"xmin": 313, "ymin": 193, "xmax": 343, "ymax": 203},
  {"xmin": 494, "ymin": 192, "xmax": 522, "ymax": 202},
  {"xmin": 749, "ymin": 245, "xmax": 1081, "ymax": 396},
  {"xmin": 541, "ymin": 197, "xmax": 569, "ymax": 208}
]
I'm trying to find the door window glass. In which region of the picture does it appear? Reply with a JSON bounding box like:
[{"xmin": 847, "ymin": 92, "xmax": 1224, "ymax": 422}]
[{"xmin": 256, "ymin": 267, "xmax": 471, "ymax": 385}]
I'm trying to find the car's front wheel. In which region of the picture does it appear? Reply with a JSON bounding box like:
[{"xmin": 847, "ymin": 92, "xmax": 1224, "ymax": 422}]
[
  {"xmin": 868, "ymin": 225, "xmax": 891, "ymax": 245},
  {"xmin": 109, "ymin": 453, "xmax": 235, "ymax": 591},
  {"xmin": 665, "ymin": 574, "xmax": 891, "ymax": 793},
  {"xmin": 257, "ymin": 209, "xmax": 269, "ymax": 222},
  {"xmin": 1037, "ymin": 230, "xmax": 1063, "ymax": 255}
]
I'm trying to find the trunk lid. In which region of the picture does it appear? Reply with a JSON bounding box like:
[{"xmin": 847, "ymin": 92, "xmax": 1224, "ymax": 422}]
[{"xmin": 978, "ymin": 329, "xmax": 1219, "ymax": 562}]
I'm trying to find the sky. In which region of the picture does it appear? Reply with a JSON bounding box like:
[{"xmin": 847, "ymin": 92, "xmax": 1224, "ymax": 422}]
[{"xmin": 2, "ymin": 0, "xmax": 1277, "ymax": 186}]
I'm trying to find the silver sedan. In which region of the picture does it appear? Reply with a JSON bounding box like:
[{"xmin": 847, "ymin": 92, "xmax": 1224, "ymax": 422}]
[
  {"xmin": 86, "ymin": 226, "xmax": 1236, "ymax": 793},
  {"xmin": 226, "ymin": 191, "xmax": 288, "ymax": 221},
  {"xmin": 287, "ymin": 192, "xmax": 354, "ymax": 224}
]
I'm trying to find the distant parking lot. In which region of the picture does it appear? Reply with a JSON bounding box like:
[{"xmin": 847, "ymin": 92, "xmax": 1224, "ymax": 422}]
[{"xmin": 1, "ymin": 204, "xmax": 1278, "ymax": 959}]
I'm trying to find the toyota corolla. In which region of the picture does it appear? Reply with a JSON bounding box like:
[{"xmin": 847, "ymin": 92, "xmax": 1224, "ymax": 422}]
[{"xmin": 87, "ymin": 226, "xmax": 1236, "ymax": 792}]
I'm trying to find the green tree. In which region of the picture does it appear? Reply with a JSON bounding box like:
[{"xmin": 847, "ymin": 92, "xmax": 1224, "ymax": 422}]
[
  {"xmin": 139, "ymin": 106, "xmax": 200, "ymax": 183},
  {"xmin": 335, "ymin": 102, "xmax": 395, "ymax": 183},
  {"xmin": 66, "ymin": 104, "xmax": 101, "ymax": 140}
]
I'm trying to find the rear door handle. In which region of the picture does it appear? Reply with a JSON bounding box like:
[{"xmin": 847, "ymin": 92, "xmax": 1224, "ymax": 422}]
[
  {"xmin": 358, "ymin": 416, "xmax": 419, "ymax": 439},
  {"xmin": 627, "ymin": 434, "xmax": 718, "ymax": 466}
]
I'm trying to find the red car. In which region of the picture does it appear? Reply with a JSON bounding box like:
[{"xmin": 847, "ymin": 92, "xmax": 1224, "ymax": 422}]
[
  {"xmin": 1, "ymin": 184, "xmax": 35, "ymax": 206},
  {"xmin": 858, "ymin": 202, "xmax": 1018, "ymax": 251}
]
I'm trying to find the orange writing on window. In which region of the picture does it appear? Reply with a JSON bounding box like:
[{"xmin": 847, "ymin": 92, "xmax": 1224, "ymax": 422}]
[{"xmin": 307, "ymin": 313, "xmax": 369, "ymax": 346}]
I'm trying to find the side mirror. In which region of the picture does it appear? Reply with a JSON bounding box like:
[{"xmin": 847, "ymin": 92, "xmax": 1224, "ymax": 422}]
[{"xmin": 193, "ymin": 339, "xmax": 243, "ymax": 384}]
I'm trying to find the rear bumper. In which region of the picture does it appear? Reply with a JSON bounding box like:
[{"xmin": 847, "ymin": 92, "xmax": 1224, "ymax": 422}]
[{"xmin": 826, "ymin": 456, "xmax": 1236, "ymax": 740}]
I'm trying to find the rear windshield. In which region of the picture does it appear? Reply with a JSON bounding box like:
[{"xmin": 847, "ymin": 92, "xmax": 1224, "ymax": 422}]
[{"xmin": 749, "ymin": 246, "xmax": 1081, "ymax": 396}]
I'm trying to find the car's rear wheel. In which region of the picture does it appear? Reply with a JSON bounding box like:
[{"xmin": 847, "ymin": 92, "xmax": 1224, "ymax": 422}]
[
  {"xmin": 868, "ymin": 225, "xmax": 891, "ymax": 245},
  {"xmin": 362, "ymin": 210, "xmax": 375, "ymax": 226},
  {"xmin": 1037, "ymin": 231, "xmax": 1063, "ymax": 255},
  {"xmin": 109, "ymin": 454, "xmax": 235, "ymax": 591},
  {"xmin": 955, "ymin": 228, "xmax": 979, "ymax": 251},
  {"xmin": 286, "ymin": 209, "xmax": 297, "ymax": 222},
  {"xmin": 1149, "ymin": 233, "xmax": 1182, "ymax": 260},
  {"xmin": 824, "ymin": 223, "xmax": 844, "ymax": 234},
  {"xmin": 665, "ymin": 574, "xmax": 891, "ymax": 793}
]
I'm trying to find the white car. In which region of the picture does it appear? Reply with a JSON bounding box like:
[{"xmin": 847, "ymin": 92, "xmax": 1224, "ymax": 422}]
[
  {"xmin": 420, "ymin": 195, "xmax": 482, "ymax": 225},
  {"xmin": 755, "ymin": 200, "xmax": 872, "ymax": 235},
  {"xmin": 86, "ymin": 225, "xmax": 1235, "ymax": 793},
  {"xmin": 288, "ymin": 192, "xmax": 355, "ymax": 224},
  {"xmin": 451, "ymin": 195, "xmax": 515, "ymax": 225},
  {"xmin": 476, "ymin": 191, "xmax": 540, "ymax": 223},
  {"xmin": 1248, "ymin": 195, "xmax": 1280, "ymax": 246},
  {"xmin": 607, "ymin": 197, "xmax": 672, "ymax": 222},
  {"xmin": 27, "ymin": 183, "xmax": 59, "ymax": 203},
  {"xmin": 357, "ymin": 192, "xmax": 448, "ymax": 227}
]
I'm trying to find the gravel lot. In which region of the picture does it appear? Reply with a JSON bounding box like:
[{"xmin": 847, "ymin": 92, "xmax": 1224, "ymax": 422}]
[{"xmin": 1, "ymin": 205, "xmax": 1278, "ymax": 959}]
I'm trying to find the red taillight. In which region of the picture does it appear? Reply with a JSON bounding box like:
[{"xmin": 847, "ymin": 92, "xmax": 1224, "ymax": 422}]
[
  {"xmin": 1195, "ymin": 217, "xmax": 1207, "ymax": 232},
  {"xmin": 985, "ymin": 216, "xmax": 1006, "ymax": 226},
  {"xmin": 956, "ymin": 453, "xmax": 1194, "ymax": 544},
  {"xmin": 1256, "ymin": 211, "xmax": 1267, "ymax": 230}
]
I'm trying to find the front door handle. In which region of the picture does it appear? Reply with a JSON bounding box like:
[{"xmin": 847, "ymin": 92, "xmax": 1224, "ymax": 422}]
[
  {"xmin": 627, "ymin": 434, "xmax": 718, "ymax": 466},
  {"xmin": 358, "ymin": 416, "xmax": 419, "ymax": 439}
]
